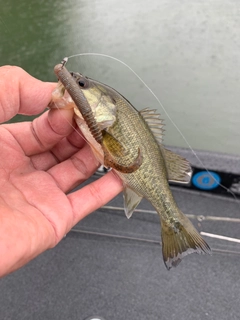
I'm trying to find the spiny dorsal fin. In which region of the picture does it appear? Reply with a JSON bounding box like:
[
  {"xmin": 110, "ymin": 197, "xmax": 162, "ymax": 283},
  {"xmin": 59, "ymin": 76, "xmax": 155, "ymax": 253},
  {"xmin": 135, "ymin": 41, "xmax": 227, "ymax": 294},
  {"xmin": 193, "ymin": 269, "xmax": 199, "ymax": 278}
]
[
  {"xmin": 139, "ymin": 108, "xmax": 164, "ymax": 144},
  {"xmin": 162, "ymin": 148, "xmax": 192, "ymax": 184}
]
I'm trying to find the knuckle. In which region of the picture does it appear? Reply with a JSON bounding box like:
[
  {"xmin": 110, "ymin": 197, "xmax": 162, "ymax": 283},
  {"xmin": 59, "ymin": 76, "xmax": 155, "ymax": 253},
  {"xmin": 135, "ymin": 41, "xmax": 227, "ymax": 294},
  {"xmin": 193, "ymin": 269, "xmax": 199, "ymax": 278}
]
[{"xmin": 71, "ymin": 155, "xmax": 90, "ymax": 178}]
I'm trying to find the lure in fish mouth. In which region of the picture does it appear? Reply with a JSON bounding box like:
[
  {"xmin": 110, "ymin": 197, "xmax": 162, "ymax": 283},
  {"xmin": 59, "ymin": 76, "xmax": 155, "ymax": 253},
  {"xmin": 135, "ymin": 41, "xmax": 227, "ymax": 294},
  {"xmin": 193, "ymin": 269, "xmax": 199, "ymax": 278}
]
[
  {"xmin": 49, "ymin": 61, "xmax": 211, "ymax": 270},
  {"xmin": 51, "ymin": 63, "xmax": 142, "ymax": 174}
]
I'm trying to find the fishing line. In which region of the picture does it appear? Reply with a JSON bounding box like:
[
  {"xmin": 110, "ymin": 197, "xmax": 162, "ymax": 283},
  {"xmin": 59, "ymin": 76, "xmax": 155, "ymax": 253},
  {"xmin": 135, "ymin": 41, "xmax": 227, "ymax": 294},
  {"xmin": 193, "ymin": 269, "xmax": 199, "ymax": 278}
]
[
  {"xmin": 62, "ymin": 53, "xmax": 239, "ymax": 202},
  {"xmin": 0, "ymin": 16, "xmax": 10, "ymax": 35},
  {"xmin": 52, "ymin": 109, "xmax": 88, "ymax": 144}
]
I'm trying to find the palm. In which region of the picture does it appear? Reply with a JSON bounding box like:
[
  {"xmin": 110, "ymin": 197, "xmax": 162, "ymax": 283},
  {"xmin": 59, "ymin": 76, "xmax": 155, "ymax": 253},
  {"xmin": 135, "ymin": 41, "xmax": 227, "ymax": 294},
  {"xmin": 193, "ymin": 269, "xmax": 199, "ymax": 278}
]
[
  {"xmin": 0, "ymin": 110, "xmax": 97, "ymax": 270},
  {"xmin": 0, "ymin": 66, "xmax": 122, "ymax": 276}
]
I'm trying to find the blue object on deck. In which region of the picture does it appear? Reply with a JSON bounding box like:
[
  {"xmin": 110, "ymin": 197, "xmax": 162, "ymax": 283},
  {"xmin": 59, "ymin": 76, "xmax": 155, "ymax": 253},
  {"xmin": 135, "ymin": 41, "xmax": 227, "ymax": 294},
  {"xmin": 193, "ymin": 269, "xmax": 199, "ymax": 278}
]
[{"xmin": 192, "ymin": 171, "xmax": 221, "ymax": 190}]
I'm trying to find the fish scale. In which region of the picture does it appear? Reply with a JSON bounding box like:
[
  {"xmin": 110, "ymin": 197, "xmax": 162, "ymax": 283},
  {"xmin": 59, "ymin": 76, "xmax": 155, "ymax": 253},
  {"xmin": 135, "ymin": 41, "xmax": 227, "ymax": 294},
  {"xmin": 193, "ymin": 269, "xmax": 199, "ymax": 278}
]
[
  {"xmin": 107, "ymin": 95, "xmax": 175, "ymax": 214},
  {"xmin": 50, "ymin": 65, "xmax": 211, "ymax": 270}
]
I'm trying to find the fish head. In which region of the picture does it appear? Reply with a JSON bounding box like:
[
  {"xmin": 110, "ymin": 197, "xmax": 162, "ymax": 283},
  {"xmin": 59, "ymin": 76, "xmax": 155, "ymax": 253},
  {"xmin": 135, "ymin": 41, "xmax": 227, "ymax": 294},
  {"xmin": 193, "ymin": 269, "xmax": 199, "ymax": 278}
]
[{"xmin": 70, "ymin": 71, "xmax": 117, "ymax": 130}]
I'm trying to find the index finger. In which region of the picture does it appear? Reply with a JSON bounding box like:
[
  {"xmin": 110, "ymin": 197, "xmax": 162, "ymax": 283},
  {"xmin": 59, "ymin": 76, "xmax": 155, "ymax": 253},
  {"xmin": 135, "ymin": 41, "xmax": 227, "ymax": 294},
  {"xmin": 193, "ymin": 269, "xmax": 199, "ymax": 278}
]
[
  {"xmin": 68, "ymin": 171, "xmax": 123, "ymax": 226},
  {"xmin": 0, "ymin": 65, "xmax": 56, "ymax": 122}
]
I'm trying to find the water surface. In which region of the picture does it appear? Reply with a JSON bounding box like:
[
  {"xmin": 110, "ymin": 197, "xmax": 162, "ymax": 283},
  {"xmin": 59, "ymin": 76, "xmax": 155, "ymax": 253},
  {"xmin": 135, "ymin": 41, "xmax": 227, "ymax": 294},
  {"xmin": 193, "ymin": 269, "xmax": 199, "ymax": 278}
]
[{"xmin": 1, "ymin": 0, "xmax": 239, "ymax": 155}]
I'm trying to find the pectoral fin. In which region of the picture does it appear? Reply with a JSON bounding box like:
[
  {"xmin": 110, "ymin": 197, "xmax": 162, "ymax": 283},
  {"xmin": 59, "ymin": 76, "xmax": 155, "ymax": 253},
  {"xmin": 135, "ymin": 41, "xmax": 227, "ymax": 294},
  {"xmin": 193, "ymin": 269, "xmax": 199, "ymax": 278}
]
[
  {"xmin": 123, "ymin": 187, "xmax": 143, "ymax": 219},
  {"xmin": 102, "ymin": 131, "xmax": 143, "ymax": 173},
  {"xmin": 162, "ymin": 148, "xmax": 192, "ymax": 184}
]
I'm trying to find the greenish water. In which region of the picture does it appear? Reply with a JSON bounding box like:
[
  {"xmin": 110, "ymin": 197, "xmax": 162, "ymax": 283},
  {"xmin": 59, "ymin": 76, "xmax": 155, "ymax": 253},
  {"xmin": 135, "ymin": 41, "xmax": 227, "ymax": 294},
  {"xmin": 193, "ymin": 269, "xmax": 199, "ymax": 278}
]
[{"xmin": 1, "ymin": 0, "xmax": 240, "ymax": 155}]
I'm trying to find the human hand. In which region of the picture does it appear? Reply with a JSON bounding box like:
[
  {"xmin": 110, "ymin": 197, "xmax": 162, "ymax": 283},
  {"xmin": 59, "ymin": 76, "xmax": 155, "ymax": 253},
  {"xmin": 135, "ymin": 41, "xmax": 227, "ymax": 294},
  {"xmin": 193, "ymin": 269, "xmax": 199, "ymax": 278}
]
[{"xmin": 0, "ymin": 66, "xmax": 123, "ymax": 277}]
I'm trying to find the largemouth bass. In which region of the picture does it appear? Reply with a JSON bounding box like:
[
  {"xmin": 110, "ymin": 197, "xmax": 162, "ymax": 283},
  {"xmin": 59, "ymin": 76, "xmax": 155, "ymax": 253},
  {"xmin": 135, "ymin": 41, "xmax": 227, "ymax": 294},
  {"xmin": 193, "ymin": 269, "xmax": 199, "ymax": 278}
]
[{"xmin": 50, "ymin": 63, "xmax": 211, "ymax": 269}]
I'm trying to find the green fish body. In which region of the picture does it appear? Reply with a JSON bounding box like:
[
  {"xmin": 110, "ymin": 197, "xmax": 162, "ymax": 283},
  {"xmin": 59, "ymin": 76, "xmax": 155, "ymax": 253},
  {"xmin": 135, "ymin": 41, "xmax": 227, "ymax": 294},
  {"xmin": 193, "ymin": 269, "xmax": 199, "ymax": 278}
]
[{"xmin": 51, "ymin": 70, "xmax": 211, "ymax": 269}]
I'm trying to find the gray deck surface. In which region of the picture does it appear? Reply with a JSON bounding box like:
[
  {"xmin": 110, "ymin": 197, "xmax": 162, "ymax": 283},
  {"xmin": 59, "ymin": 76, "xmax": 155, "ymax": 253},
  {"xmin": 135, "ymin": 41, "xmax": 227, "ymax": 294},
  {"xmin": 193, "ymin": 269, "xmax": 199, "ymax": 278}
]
[{"xmin": 1, "ymin": 174, "xmax": 240, "ymax": 320}]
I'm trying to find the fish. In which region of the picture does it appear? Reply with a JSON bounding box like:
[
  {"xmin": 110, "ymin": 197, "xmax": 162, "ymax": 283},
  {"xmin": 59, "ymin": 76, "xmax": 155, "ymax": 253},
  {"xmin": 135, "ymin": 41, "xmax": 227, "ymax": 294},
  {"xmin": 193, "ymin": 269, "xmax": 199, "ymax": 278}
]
[{"xmin": 50, "ymin": 63, "xmax": 211, "ymax": 269}]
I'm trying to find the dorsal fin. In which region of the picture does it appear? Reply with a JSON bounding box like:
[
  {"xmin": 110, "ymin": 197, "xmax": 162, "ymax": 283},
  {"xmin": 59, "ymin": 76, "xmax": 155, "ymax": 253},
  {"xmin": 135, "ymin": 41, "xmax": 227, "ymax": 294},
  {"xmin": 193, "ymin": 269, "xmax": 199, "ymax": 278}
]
[
  {"xmin": 139, "ymin": 108, "xmax": 192, "ymax": 184},
  {"xmin": 139, "ymin": 107, "xmax": 164, "ymax": 144}
]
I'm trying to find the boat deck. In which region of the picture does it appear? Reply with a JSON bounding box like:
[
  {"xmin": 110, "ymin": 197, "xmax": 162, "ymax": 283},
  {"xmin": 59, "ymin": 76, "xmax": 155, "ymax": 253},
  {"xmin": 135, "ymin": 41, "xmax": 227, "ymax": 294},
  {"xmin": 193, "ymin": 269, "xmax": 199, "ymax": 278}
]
[{"xmin": 1, "ymin": 170, "xmax": 240, "ymax": 320}]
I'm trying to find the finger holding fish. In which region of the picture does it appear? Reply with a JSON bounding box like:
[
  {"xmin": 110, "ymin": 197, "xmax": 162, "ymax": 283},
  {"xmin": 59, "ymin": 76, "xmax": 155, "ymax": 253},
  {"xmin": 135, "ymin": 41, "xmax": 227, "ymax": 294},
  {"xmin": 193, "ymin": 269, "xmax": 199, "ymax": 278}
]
[
  {"xmin": 2, "ymin": 106, "xmax": 75, "ymax": 161},
  {"xmin": 47, "ymin": 141, "xmax": 100, "ymax": 193},
  {"xmin": 68, "ymin": 170, "xmax": 123, "ymax": 226},
  {"xmin": 30, "ymin": 128, "xmax": 90, "ymax": 171}
]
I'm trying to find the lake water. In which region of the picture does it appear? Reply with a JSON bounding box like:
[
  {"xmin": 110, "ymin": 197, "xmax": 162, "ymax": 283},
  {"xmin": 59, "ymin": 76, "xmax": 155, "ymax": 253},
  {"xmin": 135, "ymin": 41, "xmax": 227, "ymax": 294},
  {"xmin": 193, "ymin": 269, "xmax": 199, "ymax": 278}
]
[{"xmin": 1, "ymin": 0, "xmax": 240, "ymax": 155}]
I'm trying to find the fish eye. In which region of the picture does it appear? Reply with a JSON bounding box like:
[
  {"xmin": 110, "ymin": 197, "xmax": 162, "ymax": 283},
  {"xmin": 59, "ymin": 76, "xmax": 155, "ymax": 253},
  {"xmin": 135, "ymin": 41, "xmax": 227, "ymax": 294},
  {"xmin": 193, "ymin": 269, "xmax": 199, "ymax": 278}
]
[
  {"xmin": 78, "ymin": 80, "xmax": 85, "ymax": 87},
  {"xmin": 78, "ymin": 77, "xmax": 89, "ymax": 88}
]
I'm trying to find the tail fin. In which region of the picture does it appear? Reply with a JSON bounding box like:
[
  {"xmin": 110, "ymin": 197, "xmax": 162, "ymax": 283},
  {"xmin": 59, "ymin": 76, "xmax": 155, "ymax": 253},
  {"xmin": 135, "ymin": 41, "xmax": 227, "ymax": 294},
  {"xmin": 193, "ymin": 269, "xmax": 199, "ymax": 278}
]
[{"xmin": 160, "ymin": 211, "xmax": 211, "ymax": 270}]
